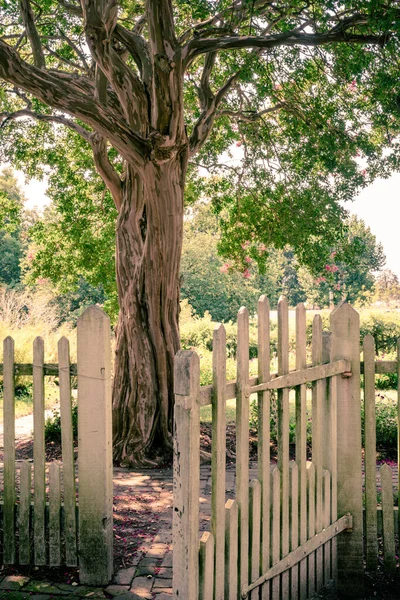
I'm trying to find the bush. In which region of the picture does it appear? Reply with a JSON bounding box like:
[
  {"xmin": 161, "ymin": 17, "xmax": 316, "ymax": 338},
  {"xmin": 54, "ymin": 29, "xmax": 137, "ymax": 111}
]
[
  {"xmin": 44, "ymin": 401, "xmax": 78, "ymax": 443},
  {"xmin": 361, "ymin": 393, "xmax": 397, "ymax": 455}
]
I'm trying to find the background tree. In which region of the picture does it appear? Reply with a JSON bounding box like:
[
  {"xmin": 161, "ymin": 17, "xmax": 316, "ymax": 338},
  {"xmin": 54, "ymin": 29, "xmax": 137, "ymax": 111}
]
[{"xmin": 0, "ymin": 1, "xmax": 399, "ymax": 464}]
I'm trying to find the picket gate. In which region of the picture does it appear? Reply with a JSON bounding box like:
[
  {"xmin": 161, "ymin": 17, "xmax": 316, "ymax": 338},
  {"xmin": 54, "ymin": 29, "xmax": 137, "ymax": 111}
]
[
  {"xmin": 0, "ymin": 305, "xmax": 113, "ymax": 585},
  {"xmin": 173, "ymin": 298, "xmax": 361, "ymax": 600}
]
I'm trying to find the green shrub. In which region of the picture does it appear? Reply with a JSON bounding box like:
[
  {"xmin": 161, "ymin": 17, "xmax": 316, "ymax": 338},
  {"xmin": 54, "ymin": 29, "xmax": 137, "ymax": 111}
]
[
  {"xmin": 361, "ymin": 393, "xmax": 397, "ymax": 454},
  {"xmin": 44, "ymin": 401, "xmax": 78, "ymax": 442}
]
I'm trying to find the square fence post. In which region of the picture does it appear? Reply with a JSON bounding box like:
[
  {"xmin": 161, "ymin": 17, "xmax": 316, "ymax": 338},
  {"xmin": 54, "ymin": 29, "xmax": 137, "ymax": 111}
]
[
  {"xmin": 173, "ymin": 350, "xmax": 200, "ymax": 600},
  {"xmin": 77, "ymin": 306, "xmax": 113, "ymax": 585},
  {"xmin": 330, "ymin": 302, "xmax": 363, "ymax": 598}
]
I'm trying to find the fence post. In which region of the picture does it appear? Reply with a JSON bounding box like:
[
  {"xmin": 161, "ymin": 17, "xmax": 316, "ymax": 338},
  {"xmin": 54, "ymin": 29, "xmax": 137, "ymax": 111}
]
[
  {"xmin": 330, "ymin": 302, "xmax": 363, "ymax": 598},
  {"xmin": 77, "ymin": 305, "xmax": 113, "ymax": 585},
  {"xmin": 173, "ymin": 350, "xmax": 200, "ymax": 600}
]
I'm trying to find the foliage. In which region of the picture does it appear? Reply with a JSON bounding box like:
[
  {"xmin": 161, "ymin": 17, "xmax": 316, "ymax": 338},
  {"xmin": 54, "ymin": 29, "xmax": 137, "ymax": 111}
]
[
  {"xmin": 45, "ymin": 401, "xmax": 78, "ymax": 443},
  {"xmin": 361, "ymin": 393, "xmax": 398, "ymax": 455},
  {"xmin": 372, "ymin": 270, "xmax": 400, "ymax": 307}
]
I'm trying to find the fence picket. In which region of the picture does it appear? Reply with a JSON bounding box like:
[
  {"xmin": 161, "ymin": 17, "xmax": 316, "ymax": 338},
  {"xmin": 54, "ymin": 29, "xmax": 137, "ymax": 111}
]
[
  {"xmin": 307, "ymin": 462, "xmax": 316, "ymax": 597},
  {"xmin": 364, "ymin": 335, "xmax": 378, "ymax": 571},
  {"xmin": 381, "ymin": 464, "xmax": 396, "ymax": 574},
  {"xmin": 49, "ymin": 462, "xmax": 61, "ymax": 566},
  {"xmin": 295, "ymin": 303, "xmax": 308, "ymax": 600},
  {"xmin": 290, "ymin": 462, "xmax": 299, "ymax": 600},
  {"xmin": 277, "ymin": 296, "xmax": 290, "ymax": 598},
  {"xmin": 249, "ymin": 479, "xmax": 261, "ymax": 600},
  {"xmin": 3, "ymin": 336, "xmax": 15, "ymax": 564},
  {"xmin": 211, "ymin": 324, "xmax": 226, "ymax": 600},
  {"xmin": 58, "ymin": 336, "xmax": 77, "ymax": 566},
  {"xmin": 19, "ymin": 461, "xmax": 31, "ymax": 565},
  {"xmin": 77, "ymin": 306, "xmax": 113, "ymax": 585},
  {"xmin": 323, "ymin": 470, "xmax": 331, "ymax": 583},
  {"xmin": 236, "ymin": 307, "xmax": 250, "ymax": 596},
  {"xmin": 199, "ymin": 532, "xmax": 214, "ymax": 600},
  {"xmin": 258, "ymin": 295, "xmax": 271, "ymax": 600},
  {"xmin": 173, "ymin": 350, "xmax": 200, "ymax": 600},
  {"xmin": 312, "ymin": 316, "xmax": 324, "ymax": 590},
  {"xmin": 33, "ymin": 336, "xmax": 46, "ymax": 566},
  {"xmin": 225, "ymin": 499, "xmax": 238, "ymax": 600},
  {"xmin": 271, "ymin": 467, "xmax": 281, "ymax": 600}
]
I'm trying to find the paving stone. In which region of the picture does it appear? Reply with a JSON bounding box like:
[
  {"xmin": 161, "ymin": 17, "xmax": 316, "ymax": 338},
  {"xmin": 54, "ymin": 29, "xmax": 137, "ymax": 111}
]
[
  {"xmin": 104, "ymin": 585, "xmax": 129, "ymax": 597},
  {"xmin": 113, "ymin": 568, "xmax": 136, "ymax": 586},
  {"xmin": 153, "ymin": 578, "xmax": 172, "ymax": 589},
  {"xmin": 24, "ymin": 581, "xmax": 62, "ymax": 594},
  {"xmin": 0, "ymin": 593, "xmax": 34, "ymax": 600},
  {"xmin": 72, "ymin": 586, "xmax": 107, "ymax": 598},
  {"xmin": 129, "ymin": 576, "xmax": 153, "ymax": 595},
  {"xmin": 152, "ymin": 593, "xmax": 172, "ymax": 599},
  {"xmin": 0, "ymin": 575, "xmax": 30, "ymax": 590},
  {"xmin": 160, "ymin": 554, "xmax": 172, "ymax": 568}
]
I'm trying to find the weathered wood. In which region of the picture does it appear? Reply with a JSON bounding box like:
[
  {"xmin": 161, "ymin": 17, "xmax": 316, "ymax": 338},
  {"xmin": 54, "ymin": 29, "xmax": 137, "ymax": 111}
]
[
  {"xmin": 225, "ymin": 499, "xmax": 238, "ymax": 600},
  {"xmin": 295, "ymin": 303, "xmax": 308, "ymax": 600},
  {"xmin": 49, "ymin": 462, "xmax": 61, "ymax": 567},
  {"xmin": 290, "ymin": 462, "xmax": 299, "ymax": 600},
  {"xmin": 33, "ymin": 336, "xmax": 46, "ymax": 566},
  {"xmin": 211, "ymin": 324, "xmax": 226, "ymax": 600},
  {"xmin": 58, "ymin": 336, "xmax": 77, "ymax": 566},
  {"xmin": 236, "ymin": 307, "xmax": 250, "ymax": 596},
  {"xmin": 19, "ymin": 461, "xmax": 31, "ymax": 565},
  {"xmin": 330, "ymin": 302, "xmax": 364, "ymax": 598},
  {"xmin": 0, "ymin": 363, "xmax": 78, "ymax": 376},
  {"xmin": 3, "ymin": 336, "xmax": 15, "ymax": 564},
  {"xmin": 199, "ymin": 532, "xmax": 214, "ymax": 600},
  {"xmin": 271, "ymin": 467, "xmax": 280, "ymax": 600},
  {"xmin": 257, "ymin": 295, "xmax": 270, "ymax": 600},
  {"xmin": 249, "ymin": 479, "xmax": 261, "ymax": 600},
  {"xmin": 277, "ymin": 296, "xmax": 290, "ymax": 598},
  {"xmin": 78, "ymin": 306, "xmax": 113, "ymax": 585},
  {"xmin": 307, "ymin": 462, "xmax": 316, "ymax": 597},
  {"xmin": 243, "ymin": 514, "xmax": 352, "ymax": 596},
  {"xmin": 173, "ymin": 350, "xmax": 200, "ymax": 600},
  {"xmin": 312, "ymin": 316, "xmax": 324, "ymax": 591},
  {"xmin": 198, "ymin": 361, "xmax": 350, "ymax": 406},
  {"xmin": 322, "ymin": 470, "xmax": 332, "ymax": 584},
  {"xmin": 381, "ymin": 464, "xmax": 396, "ymax": 574},
  {"xmin": 364, "ymin": 335, "xmax": 378, "ymax": 571},
  {"xmin": 361, "ymin": 360, "xmax": 397, "ymax": 374},
  {"xmin": 252, "ymin": 359, "xmax": 351, "ymax": 393},
  {"xmin": 322, "ymin": 333, "xmax": 334, "ymax": 584}
]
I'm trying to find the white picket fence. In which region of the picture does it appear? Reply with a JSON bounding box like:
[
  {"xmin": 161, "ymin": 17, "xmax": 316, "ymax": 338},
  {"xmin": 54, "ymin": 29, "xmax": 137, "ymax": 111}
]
[{"xmin": 1, "ymin": 305, "xmax": 113, "ymax": 585}]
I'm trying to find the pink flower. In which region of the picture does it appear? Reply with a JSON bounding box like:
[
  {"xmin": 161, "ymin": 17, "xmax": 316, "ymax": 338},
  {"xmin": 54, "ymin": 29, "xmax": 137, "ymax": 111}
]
[
  {"xmin": 348, "ymin": 79, "xmax": 357, "ymax": 91},
  {"xmin": 245, "ymin": 256, "xmax": 252, "ymax": 263},
  {"xmin": 236, "ymin": 141, "xmax": 242, "ymax": 147},
  {"xmin": 241, "ymin": 241, "xmax": 250, "ymax": 249},
  {"xmin": 315, "ymin": 277, "xmax": 326, "ymax": 284},
  {"xmin": 220, "ymin": 263, "xmax": 230, "ymax": 274},
  {"xmin": 331, "ymin": 265, "xmax": 339, "ymax": 272},
  {"xmin": 361, "ymin": 169, "xmax": 366, "ymax": 177},
  {"xmin": 259, "ymin": 243, "xmax": 267, "ymax": 252},
  {"xmin": 243, "ymin": 269, "xmax": 251, "ymax": 279},
  {"xmin": 325, "ymin": 264, "xmax": 331, "ymax": 272},
  {"xmin": 335, "ymin": 283, "xmax": 341, "ymax": 290},
  {"xmin": 330, "ymin": 251, "xmax": 337, "ymax": 259}
]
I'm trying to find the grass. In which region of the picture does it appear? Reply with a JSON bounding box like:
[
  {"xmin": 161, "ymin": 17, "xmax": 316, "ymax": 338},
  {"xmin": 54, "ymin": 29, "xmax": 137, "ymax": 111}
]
[{"xmin": 0, "ymin": 381, "xmax": 59, "ymax": 424}]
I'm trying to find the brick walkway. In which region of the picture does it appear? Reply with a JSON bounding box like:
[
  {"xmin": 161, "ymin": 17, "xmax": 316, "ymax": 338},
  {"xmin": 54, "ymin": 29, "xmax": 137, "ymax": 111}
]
[{"xmin": 1, "ymin": 459, "xmax": 398, "ymax": 599}]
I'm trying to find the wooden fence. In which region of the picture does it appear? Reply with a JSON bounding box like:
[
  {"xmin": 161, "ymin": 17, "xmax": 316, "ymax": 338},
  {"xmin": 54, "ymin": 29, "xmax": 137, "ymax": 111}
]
[
  {"xmin": 173, "ymin": 298, "xmax": 359, "ymax": 600},
  {"xmin": 1, "ymin": 305, "xmax": 113, "ymax": 585}
]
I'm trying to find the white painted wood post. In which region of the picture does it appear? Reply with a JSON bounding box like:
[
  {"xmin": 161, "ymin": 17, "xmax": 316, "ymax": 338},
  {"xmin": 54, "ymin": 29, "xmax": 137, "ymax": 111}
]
[
  {"xmin": 173, "ymin": 350, "xmax": 200, "ymax": 600},
  {"xmin": 330, "ymin": 302, "xmax": 363, "ymax": 598},
  {"xmin": 77, "ymin": 306, "xmax": 113, "ymax": 585}
]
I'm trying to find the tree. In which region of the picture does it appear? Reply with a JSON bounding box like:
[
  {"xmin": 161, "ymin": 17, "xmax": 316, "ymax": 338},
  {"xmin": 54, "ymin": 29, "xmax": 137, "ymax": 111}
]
[
  {"xmin": 373, "ymin": 270, "xmax": 400, "ymax": 306},
  {"xmin": 297, "ymin": 215, "xmax": 386, "ymax": 306},
  {"xmin": 0, "ymin": 2, "xmax": 399, "ymax": 464}
]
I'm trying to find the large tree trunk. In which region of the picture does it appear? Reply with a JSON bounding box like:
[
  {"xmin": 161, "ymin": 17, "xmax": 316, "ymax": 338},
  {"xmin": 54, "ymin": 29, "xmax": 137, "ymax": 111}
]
[{"xmin": 112, "ymin": 151, "xmax": 188, "ymax": 466}]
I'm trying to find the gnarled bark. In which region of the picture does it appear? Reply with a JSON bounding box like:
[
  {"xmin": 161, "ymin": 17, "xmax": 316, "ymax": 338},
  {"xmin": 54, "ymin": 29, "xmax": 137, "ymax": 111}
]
[{"xmin": 112, "ymin": 152, "xmax": 188, "ymax": 466}]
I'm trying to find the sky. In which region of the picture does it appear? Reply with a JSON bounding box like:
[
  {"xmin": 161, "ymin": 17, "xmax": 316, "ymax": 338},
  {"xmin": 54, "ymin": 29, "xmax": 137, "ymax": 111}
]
[{"xmin": 18, "ymin": 170, "xmax": 400, "ymax": 278}]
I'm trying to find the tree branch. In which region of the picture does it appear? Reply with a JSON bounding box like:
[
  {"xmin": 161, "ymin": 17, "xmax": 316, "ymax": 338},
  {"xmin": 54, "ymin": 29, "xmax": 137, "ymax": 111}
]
[
  {"xmin": 90, "ymin": 133, "xmax": 123, "ymax": 210},
  {"xmin": 218, "ymin": 102, "xmax": 287, "ymax": 122},
  {"xmin": 190, "ymin": 70, "xmax": 240, "ymax": 156},
  {"xmin": 183, "ymin": 23, "xmax": 389, "ymax": 67},
  {"xmin": 0, "ymin": 108, "xmax": 91, "ymax": 140},
  {"xmin": 18, "ymin": 0, "xmax": 45, "ymax": 68},
  {"xmin": 81, "ymin": 0, "xmax": 149, "ymax": 131},
  {"xmin": 0, "ymin": 38, "xmax": 150, "ymax": 168}
]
